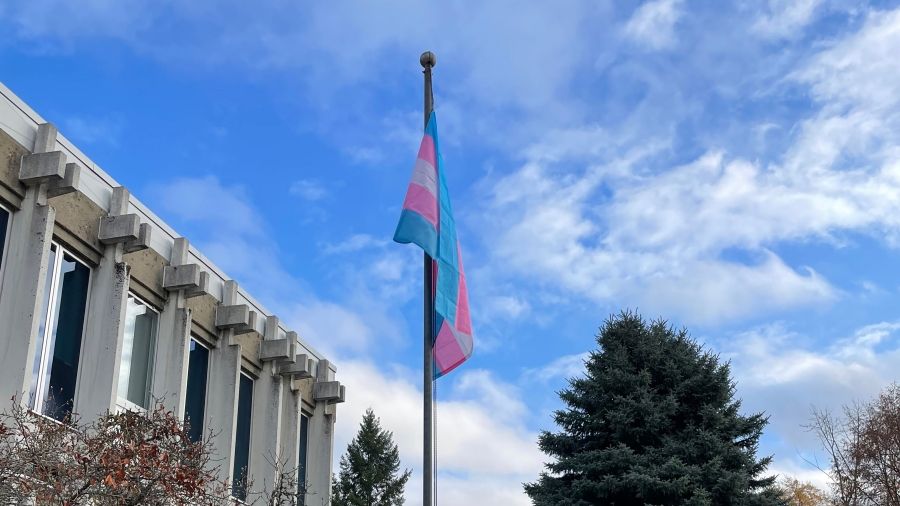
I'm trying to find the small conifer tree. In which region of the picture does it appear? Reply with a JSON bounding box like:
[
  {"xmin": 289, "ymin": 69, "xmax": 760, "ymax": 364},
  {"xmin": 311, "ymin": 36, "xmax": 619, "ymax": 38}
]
[
  {"xmin": 525, "ymin": 311, "xmax": 783, "ymax": 506},
  {"xmin": 332, "ymin": 409, "xmax": 411, "ymax": 506}
]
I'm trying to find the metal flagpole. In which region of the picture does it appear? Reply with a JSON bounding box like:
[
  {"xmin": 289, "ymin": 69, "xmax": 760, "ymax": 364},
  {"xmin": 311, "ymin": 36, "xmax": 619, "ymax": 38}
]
[{"xmin": 420, "ymin": 50, "xmax": 436, "ymax": 506}]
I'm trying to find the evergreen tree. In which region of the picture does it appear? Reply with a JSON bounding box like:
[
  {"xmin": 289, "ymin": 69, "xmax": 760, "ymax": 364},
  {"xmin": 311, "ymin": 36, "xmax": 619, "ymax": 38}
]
[
  {"xmin": 332, "ymin": 409, "xmax": 411, "ymax": 506},
  {"xmin": 525, "ymin": 312, "xmax": 783, "ymax": 506}
]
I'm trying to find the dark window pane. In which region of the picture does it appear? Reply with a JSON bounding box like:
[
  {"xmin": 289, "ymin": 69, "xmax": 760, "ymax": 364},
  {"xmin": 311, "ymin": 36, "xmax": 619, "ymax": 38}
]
[
  {"xmin": 45, "ymin": 253, "xmax": 90, "ymax": 421},
  {"xmin": 298, "ymin": 414, "xmax": 309, "ymax": 502},
  {"xmin": 232, "ymin": 374, "xmax": 253, "ymax": 500},
  {"xmin": 0, "ymin": 206, "xmax": 8, "ymax": 273},
  {"xmin": 185, "ymin": 339, "xmax": 209, "ymax": 443}
]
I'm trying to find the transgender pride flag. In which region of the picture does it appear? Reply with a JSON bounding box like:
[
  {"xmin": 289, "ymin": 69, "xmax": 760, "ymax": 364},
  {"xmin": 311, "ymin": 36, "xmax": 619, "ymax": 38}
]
[{"xmin": 394, "ymin": 111, "xmax": 474, "ymax": 379}]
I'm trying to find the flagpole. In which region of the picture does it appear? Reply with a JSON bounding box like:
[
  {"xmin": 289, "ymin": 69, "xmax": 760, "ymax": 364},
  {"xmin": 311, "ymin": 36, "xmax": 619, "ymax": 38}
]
[{"xmin": 420, "ymin": 50, "xmax": 436, "ymax": 506}]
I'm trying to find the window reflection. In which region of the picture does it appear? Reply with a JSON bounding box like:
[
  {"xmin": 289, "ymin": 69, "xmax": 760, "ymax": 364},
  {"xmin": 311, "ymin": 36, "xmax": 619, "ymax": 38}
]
[
  {"xmin": 117, "ymin": 296, "xmax": 158, "ymax": 410},
  {"xmin": 30, "ymin": 246, "xmax": 90, "ymax": 422}
]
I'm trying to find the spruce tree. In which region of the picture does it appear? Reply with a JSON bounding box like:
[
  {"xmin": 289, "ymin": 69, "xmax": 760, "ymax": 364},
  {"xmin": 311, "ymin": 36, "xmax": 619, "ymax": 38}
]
[
  {"xmin": 525, "ymin": 312, "xmax": 783, "ymax": 506},
  {"xmin": 332, "ymin": 408, "xmax": 411, "ymax": 506}
]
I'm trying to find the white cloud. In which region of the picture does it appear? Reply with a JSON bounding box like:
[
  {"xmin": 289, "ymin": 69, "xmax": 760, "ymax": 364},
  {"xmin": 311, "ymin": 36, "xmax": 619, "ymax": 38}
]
[
  {"xmin": 144, "ymin": 176, "xmax": 296, "ymax": 299},
  {"xmin": 334, "ymin": 361, "xmax": 544, "ymax": 506},
  {"xmin": 484, "ymin": 295, "xmax": 531, "ymax": 319},
  {"xmin": 289, "ymin": 301, "xmax": 375, "ymax": 355},
  {"xmin": 289, "ymin": 179, "xmax": 328, "ymax": 201},
  {"xmin": 624, "ymin": 0, "xmax": 683, "ymax": 50},
  {"xmin": 525, "ymin": 352, "xmax": 590, "ymax": 383},
  {"xmin": 322, "ymin": 234, "xmax": 386, "ymax": 255},
  {"xmin": 477, "ymin": 7, "xmax": 900, "ymax": 325},
  {"xmin": 752, "ymin": 0, "xmax": 826, "ymax": 39},
  {"xmin": 722, "ymin": 320, "xmax": 900, "ymax": 486},
  {"xmin": 62, "ymin": 114, "xmax": 124, "ymax": 146},
  {"xmin": 2, "ymin": 0, "xmax": 601, "ymax": 133},
  {"xmin": 7, "ymin": 0, "xmax": 155, "ymax": 43}
]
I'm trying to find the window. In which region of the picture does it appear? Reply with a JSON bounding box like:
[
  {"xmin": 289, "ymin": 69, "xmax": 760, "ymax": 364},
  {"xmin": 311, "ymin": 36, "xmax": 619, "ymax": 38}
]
[
  {"xmin": 298, "ymin": 414, "xmax": 309, "ymax": 502},
  {"xmin": 0, "ymin": 204, "xmax": 9, "ymax": 288},
  {"xmin": 117, "ymin": 296, "xmax": 158, "ymax": 411},
  {"xmin": 184, "ymin": 339, "xmax": 209, "ymax": 443},
  {"xmin": 232, "ymin": 373, "xmax": 253, "ymax": 500},
  {"xmin": 28, "ymin": 243, "xmax": 91, "ymax": 422}
]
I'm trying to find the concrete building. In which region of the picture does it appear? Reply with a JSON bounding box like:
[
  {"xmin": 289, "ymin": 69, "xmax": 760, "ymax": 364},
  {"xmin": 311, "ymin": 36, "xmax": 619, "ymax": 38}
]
[{"xmin": 0, "ymin": 83, "xmax": 345, "ymax": 504}]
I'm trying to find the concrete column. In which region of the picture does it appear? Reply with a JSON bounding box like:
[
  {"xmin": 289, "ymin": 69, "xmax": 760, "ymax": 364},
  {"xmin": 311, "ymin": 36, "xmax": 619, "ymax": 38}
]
[
  {"xmin": 0, "ymin": 184, "xmax": 54, "ymax": 403},
  {"xmin": 305, "ymin": 362, "xmax": 337, "ymax": 506},
  {"xmin": 74, "ymin": 187, "xmax": 132, "ymax": 422},
  {"xmin": 205, "ymin": 280, "xmax": 242, "ymax": 486},
  {"xmin": 0, "ymin": 123, "xmax": 59, "ymax": 405},
  {"xmin": 151, "ymin": 238, "xmax": 192, "ymax": 418},
  {"xmin": 248, "ymin": 316, "xmax": 286, "ymax": 493},
  {"xmin": 279, "ymin": 382, "xmax": 302, "ymax": 485}
]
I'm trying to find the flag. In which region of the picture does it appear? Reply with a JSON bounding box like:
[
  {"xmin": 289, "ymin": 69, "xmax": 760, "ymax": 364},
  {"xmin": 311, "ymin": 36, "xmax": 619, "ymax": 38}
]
[{"xmin": 394, "ymin": 111, "xmax": 473, "ymax": 379}]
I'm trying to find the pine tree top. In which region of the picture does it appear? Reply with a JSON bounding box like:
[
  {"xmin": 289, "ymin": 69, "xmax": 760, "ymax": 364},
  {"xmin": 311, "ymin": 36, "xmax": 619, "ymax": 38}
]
[
  {"xmin": 333, "ymin": 408, "xmax": 411, "ymax": 506},
  {"xmin": 525, "ymin": 311, "xmax": 782, "ymax": 506}
]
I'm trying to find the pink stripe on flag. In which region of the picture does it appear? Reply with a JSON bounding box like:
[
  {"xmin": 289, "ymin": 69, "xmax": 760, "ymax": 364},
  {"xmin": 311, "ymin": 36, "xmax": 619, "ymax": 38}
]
[
  {"xmin": 455, "ymin": 245, "xmax": 473, "ymax": 335},
  {"xmin": 402, "ymin": 183, "xmax": 438, "ymax": 226},
  {"xmin": 417, "ymin": 134, "xmax": 436, "ymax": 169},
  {"xmin": 434, "ymin": 321, "xmax": 466, "ymax": 373}
]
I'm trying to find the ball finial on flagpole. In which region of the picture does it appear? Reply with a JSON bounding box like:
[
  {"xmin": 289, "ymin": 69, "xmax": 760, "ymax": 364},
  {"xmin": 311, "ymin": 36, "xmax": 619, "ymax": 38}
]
[{"xmin": 420, "ymin": 51, "xmax": 436, "ymax": 69}]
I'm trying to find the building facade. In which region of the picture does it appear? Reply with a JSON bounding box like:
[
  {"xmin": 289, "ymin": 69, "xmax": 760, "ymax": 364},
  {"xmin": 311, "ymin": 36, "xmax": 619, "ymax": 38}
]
[{"xmin": 0, "ymin": 83, "xmax": 344, "ymax": 504}]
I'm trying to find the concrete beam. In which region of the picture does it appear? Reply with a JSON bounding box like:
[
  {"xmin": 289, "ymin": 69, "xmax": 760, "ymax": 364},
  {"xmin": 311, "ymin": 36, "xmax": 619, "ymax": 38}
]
[
  {"xmin": 162, "ymin": 263, "xmax": 202, "ymax": 291},
  {"xmin": 260, "ymin": 338, "xmax": 294, "ymax": 362},
  {"xmin": 123, "ymin": 223, "xmax": 151, "ymax": 254},
  {"xmin": 47, "ymin": 163, "xmax": 80, "ymax": 198},
  {"xmin": 215, "ymin": 304, "xmax": 250, "ymax": 329},
  {"xmin": 183, "ymin": 271, "xmax": 210, "ymax": 299},
  {"xmin": 233, "ymin": 310, "xmax": 258, "ymax": 336},
  {"xmin": 259, "ymin": 316, "xmax": 294, "ymax": 363},
  {"xmin": 109, "ymin": 186, "xmax": 130, "ymax": 216},
  {"xmin": 264, "ymin": 315, "xmax": 280, "ymax": 340},
  {"xmin": 32, "ymin": 123, "xmax": 58, "ymax": 153},
  {"xmin": 98, "ymin": 214, "xmax": 140, "ymax": 244},
  {"xmin": 19, "ymin": 151, "xmax": 65, "ymax": 185},
  {"xmin": 170, "ymin": 237, "xmax": 190, "ymax": 266},
  {"xmin": 279, "ymin": 355, "xmax": 314, "ymax": 379},
  {"xmin": 316, "ymin": 360, "xmax": 332, "ymax": 381},
  {"xmin": 313, "ymin": 381, "xmax": 344, "ymax": 404}
]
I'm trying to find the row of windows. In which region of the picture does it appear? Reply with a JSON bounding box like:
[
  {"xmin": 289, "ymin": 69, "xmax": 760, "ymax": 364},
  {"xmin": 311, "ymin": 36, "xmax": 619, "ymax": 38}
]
[{"xmin": 0, "ymin": 225, "xmax": 310, "ymax": 501}]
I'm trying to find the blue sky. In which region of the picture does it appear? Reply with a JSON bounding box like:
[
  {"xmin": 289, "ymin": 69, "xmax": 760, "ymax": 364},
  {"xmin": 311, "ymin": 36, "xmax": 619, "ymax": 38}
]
[{"xmin": 4, "ymin": 0, "xmax": 900, "ymax": 503}]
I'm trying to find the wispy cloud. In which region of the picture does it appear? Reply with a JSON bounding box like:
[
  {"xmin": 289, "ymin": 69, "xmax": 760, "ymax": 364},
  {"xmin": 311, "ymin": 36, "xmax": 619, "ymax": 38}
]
[
  {"xmin": 524, "ymin": 352, "xmax": 590, "ymax": 383},
  {"xmin": 334, "ymin": 361, "xmax": 543, "ymax": 506},
  {"xmin": 752, "ymin": 0, "xmax": 826, "ymax": 39},
  {"xmin": 322, "ymin": 233, "xmax": 387, "ymax": 255},
  {"xmin": 62, "ymin": 114, "xmax": 124, "ymax": 146},
  {"xmin": 475, "ymin": 7, "xmax": 900, "ymax": 325},
  {"xmin": 722, "ymin": 320, "xmax": 900, "ymax": 485},
  {"xmin": 288, "ymin": 179, "xmax": 328, "ymax": 201},
  {"xmin": 623, "ymin": 0, "xmax": 683, "ymax": 50}
]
